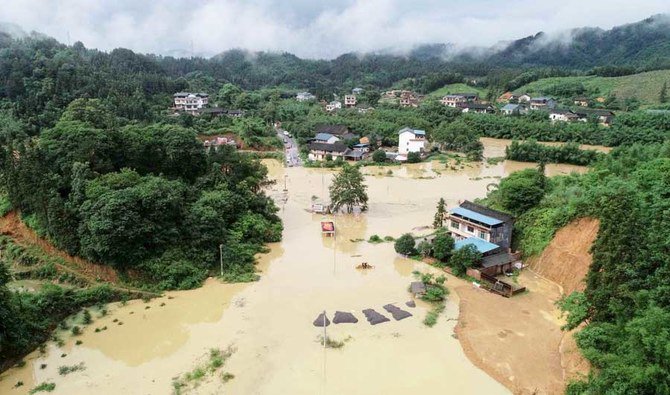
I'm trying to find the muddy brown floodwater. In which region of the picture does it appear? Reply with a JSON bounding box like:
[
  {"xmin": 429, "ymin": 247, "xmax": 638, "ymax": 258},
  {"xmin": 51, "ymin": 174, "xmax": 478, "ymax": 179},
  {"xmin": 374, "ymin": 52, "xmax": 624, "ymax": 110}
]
[{"xmin": 0, "ymin": 139, "xmax": 589, "ymax": 395}]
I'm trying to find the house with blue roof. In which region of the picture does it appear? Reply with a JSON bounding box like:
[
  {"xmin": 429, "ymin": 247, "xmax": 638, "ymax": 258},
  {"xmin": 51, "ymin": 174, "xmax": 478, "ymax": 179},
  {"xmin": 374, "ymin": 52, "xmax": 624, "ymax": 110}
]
[
  {"xmin": 314, "ymin": 133, "xmax": 340, "ymax": 144},
  {"xmin": 447, "ymin": 200, "xmax": 519, "ymax": 276}
]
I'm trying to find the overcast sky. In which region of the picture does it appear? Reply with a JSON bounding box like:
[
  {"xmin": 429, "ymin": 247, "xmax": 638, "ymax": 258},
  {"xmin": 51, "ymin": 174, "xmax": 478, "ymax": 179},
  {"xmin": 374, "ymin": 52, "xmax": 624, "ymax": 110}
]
[{"xmin": 2, "ymin": 0, "xmax": 669, "ymax": 59}]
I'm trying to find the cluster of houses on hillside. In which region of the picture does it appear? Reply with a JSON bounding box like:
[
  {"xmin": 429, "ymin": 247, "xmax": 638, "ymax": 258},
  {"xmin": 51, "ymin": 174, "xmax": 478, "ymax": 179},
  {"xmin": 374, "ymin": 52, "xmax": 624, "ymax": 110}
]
[
  {"xmin": 440, "ymin": 93, "xmax": 495, "ymax": 114},
  {"xmin": 496, "ymin": 92, "xmax": 616, "ymax": 125},
  {"xmin": 306, "ymin": 124, "xmax": 427, "ymax": 163},
  {"xmin": 294, "ymin": 87, "xmax": 617, "ymax": 127},
  {"xmin": 171, "ymin": 92, "xmax": 245, "ymax": 118},
  {"xmin": 379, "ymin": 90, "xmax": 423, "ymax": 108},
  {"xmin": 299, "ymin": 88, "xmax": 375, "ymax": 114}
]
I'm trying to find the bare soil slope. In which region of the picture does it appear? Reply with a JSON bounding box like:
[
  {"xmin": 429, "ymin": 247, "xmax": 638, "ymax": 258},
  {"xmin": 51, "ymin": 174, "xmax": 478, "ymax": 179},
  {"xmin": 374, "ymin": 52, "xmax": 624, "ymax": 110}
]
[
  {"xmin": 454, "ymin": 218, "xmax": 599, "ymax": 394},
  {"xmin": 0, "ymin": 211, "xmax": 119, "ymax": 283},
  {"xmin": 529, "ymin": 217, "xmax": 600, "ymax": 295}
]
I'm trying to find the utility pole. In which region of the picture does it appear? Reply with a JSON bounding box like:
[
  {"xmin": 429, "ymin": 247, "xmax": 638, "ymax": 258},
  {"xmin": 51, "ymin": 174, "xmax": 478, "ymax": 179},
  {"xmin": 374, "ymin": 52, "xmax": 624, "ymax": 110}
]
[{"xmin": 219, "ymin": 243, "xmax": 224, "ymax": 277}]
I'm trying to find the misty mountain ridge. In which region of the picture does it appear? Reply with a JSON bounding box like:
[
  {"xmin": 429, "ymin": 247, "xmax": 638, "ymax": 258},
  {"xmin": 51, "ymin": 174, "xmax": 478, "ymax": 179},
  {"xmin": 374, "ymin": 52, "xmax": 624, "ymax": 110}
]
[{"xmin": 1, "ymin": 14, "xmax": 669, "ymax": 70}]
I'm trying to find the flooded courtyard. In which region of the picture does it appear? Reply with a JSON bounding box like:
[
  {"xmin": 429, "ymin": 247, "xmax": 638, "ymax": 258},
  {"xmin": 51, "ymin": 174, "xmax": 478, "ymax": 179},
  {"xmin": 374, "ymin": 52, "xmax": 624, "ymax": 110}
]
[{"xmin": 0, "ymin": 139, "xmax": 587, "ymax": 394}]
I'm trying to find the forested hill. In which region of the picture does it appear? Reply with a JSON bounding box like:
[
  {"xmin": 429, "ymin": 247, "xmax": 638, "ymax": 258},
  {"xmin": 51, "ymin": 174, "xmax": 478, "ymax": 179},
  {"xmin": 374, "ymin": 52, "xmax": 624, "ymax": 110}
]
[
  {"xmin": 486, "ymin": 14, "xmax": 670, "ymax": 69},
  {"xmin": 2, "ymin": 14, "xmax": 670, "ymax": 134}
]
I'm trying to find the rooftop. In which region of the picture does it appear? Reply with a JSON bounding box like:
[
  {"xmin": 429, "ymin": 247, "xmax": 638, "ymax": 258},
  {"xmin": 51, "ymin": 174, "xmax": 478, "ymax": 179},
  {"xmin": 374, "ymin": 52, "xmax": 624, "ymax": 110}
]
[
  {"xmin": 308, "ymin": 142, "xmax": 348, "ymax": 153},
  {"xmin": 481, "ymin": 252, "xmax": 519, "ymax": 269},
  {"xmin": 455, "ymin": 237, "xmax": 500, "ymax": 254},
  {"xmin": 502, "ymin": 104, "xmax": 519, "ymax": 110},
  {"xmin": 314, "ymin": 132, "xmax": 337, "ymax": 141},
  {"xmin": 450, "ymin": 206, "xmax": 504, "ymax": 226},
  {"xmin": 315, "ymin": 124, "xmax": 349, "ymax": 136},
  {"xmin": 460, "ymin": 200, "xmax": 514, "ymax": 223},
  {"xmin": 398, "ymin": 127, "xmax": 426, "ymax": 136}
]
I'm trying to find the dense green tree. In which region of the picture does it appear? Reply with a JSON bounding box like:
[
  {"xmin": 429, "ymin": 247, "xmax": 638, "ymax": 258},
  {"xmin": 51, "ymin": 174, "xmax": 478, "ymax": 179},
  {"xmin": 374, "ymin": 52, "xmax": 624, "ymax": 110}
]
[
  {"xmin": 448, "ymin": 244, "xmax": 481, "ymax": 277},
  {"xmin": 432, "ymin": 231, "xmax": 455, "ymax": 262},
  {"xmin": 660, "ymin": 82, "xmax": 668, "ymax": 104},
  {"xmin": 78, "ymin": 171, "xmax": 189, "ymax": 266},
  {"xmin": 496, "ymin": 168, "xmax": 546, "ymax": 215},
  {"xmin": 394, "ymin": 233, "xmax": 416, "ymax": 256},
  {"xmin": 433, "ymin": 198, "xmax": 446, "ymax": 228},
  {"xmin": 372, "ymin": 149, "xmax": 387, "ymax": 163},
  {"xmin": 417, "ymin": 240, "xmax": 432, "ymax": 257},
  {"xmin": 407, "ymin": 151, "xmax": 421, "ymax": 163},
  {"xmin": 329, "ymin": 164, "xmax": 368, "ymax": 213}
]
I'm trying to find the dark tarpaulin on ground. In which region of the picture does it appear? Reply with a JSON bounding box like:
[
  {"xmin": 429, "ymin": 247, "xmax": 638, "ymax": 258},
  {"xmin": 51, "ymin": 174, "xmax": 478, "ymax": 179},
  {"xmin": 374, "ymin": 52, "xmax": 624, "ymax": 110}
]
[
  {"xmin": 333, "ymin": 311, "xmax": 358, "ymax": 324},
  {"xmin": 383, "ymin": 304, "xmax": 412, "ymax": 321},
  {"xmin": 362, "ymin": 309, "xmax": 390, "ymax": 325},
  {"xmin": 313, "ymin": 312, "xmax": 330, "ymax": 327},
  {"xmin": 405, "ymin": 300, "xmax": 416, "ymax": 308}
]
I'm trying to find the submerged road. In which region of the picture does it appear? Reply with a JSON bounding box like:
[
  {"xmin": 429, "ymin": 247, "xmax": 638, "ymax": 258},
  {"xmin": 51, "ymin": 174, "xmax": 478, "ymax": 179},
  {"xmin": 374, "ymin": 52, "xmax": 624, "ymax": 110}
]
[{"xmin": 276, "ymin": 128, "xmax": 301, "ymax": 167}]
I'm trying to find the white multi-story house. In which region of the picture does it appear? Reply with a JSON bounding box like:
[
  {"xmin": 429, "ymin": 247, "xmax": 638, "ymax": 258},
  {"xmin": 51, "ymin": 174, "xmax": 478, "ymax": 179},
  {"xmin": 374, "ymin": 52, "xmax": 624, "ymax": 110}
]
[
  {"xmin": 173, "ymin": 92, "xmax": 209, "ymax": 115},
  {"xmin": 440, "ymin": 93, "xmax": 478, "ymax": 107},
  {"xmin": 344, "ymin": 95, "xmax": 357, "ymax": 107},
  {"xmin": 325, "ymin": 101, "xmax": 342, "ymax": 112},
  {"xmin": 398, "ymin": 127, "xmax": 426, "ymax": 155},
  {"xmin": 549, "ymin": 109, "xmax": 580, "ymax": 122},
  {"xmin": 296, "ymin": 92, "xmax": 316, "ymax": 102}
]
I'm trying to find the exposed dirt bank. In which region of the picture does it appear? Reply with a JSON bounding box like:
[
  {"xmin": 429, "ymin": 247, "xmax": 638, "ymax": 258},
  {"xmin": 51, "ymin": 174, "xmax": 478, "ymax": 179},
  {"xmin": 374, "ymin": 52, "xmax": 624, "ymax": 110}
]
[
  {"xmin": 454, "ymin": 271, "xmax": 566, "ymax": 394},
  {"xmin": 0, "ymin": 211, "xmax": 119, "ymax": 283},
  {"xmin": 528, "ymin": 217, "xmax": 600, "ymax": 295}
]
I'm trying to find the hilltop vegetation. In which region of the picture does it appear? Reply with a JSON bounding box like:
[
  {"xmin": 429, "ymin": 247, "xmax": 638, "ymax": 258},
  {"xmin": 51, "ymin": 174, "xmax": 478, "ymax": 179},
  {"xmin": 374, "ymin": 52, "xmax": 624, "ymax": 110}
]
[
  {"xmin": 426, "ymin": 83, "xmax": 488, "ymax": 100},
  {"xmin": 488, "ymin": 14, "xmax": 670, "ymax": 69},
  {"xmin": 515, "ymin": 69, "xmax": 670, "ymax": 107}
]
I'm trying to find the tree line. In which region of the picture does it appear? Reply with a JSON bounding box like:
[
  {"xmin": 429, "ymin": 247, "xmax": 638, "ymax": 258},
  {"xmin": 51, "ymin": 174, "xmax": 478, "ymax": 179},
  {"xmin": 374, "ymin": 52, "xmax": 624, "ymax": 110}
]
[{"xmin": 0, "ymin": 99, "xmax": 282, "ymax": 290}]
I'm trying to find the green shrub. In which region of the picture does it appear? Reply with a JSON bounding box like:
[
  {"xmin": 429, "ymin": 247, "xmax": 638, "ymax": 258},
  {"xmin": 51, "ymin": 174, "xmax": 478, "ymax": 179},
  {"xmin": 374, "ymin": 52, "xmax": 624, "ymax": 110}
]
[
  {"xmin": 29, "ymin": 382, "xmax": 55, "ymax": 394},
  {"xmin": 368, "ymin": 234, "xmax": 383, "ymax": 243},
  {"xmin": 394, "ymin": 233, "xmax": 416, "ymax": 255}
]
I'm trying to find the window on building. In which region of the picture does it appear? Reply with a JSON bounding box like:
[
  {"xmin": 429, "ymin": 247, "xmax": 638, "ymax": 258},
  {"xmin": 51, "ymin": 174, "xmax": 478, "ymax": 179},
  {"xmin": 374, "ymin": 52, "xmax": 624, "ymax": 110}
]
[
  {"xmin": 451, "ymin": 221, "xmax": 459, "ymax": 229},
  {"xmin": 467, "ymin": 226, "xmax": 474, "ymax": 233},
  {"xmin": 479, "ymin": 231, "xmax": 486, "ymax": 240}
]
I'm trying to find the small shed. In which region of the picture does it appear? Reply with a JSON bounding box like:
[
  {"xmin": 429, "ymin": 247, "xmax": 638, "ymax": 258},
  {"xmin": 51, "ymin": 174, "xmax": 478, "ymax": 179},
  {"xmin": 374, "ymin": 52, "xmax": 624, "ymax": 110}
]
[
  {"xmin": 410, "ymin": 281, "xmax": 426, "ymax": 298},
  {"xmin": 321, "ymin": 221, "xmax": 335, "ymax": 237}
]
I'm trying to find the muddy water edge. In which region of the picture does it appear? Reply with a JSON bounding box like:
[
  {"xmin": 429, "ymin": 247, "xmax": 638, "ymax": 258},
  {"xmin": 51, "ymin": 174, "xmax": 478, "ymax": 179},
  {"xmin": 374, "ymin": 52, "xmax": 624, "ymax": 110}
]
[{"xmin": 0, "ymin": 140, "xmax": 587, "ymax": 394}]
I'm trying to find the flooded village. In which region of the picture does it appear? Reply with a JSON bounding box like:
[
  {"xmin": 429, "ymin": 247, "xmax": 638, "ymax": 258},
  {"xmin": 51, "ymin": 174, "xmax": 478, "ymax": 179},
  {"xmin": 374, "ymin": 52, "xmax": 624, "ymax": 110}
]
[
  {"xmin": 0, "ymin": 137, "xmax": 594, "ymax": 394},
  {"xmin": 2, "ymin": 6, "xmax": 669, "ymax": 395}
]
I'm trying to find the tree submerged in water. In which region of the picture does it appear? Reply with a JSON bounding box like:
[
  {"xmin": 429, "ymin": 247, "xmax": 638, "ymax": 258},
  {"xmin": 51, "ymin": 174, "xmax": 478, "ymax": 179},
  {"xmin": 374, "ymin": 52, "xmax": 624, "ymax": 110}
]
[{"xmin": 329, "ymin": 164, "xmax": 368, "ymax": 213}]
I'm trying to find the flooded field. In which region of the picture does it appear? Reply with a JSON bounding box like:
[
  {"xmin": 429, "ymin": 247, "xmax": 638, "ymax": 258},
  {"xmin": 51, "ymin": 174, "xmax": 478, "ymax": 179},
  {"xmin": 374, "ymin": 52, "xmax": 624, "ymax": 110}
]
[
  {"xmin": 0, "ymin": 141, "xmax": 586, "ymax": 394},
  {"xmin": 481, "ymin": 137, "xmax": 612, "ymax": 158}
]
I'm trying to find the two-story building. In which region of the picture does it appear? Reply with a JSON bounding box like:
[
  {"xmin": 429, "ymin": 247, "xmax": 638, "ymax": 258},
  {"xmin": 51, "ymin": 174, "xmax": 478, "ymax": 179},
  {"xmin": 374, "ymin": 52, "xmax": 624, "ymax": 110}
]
[
  {"xmin": 344, "ymin": 95, "xmax": 357, "ymax": 107},
  {"xmin": 445, "ymin": 201, "xmax": 514, "ymax": 249},
  {"xmin": 517, "ymin": 94, "xmax": 532, "ymax": 103},
  {"xmin": 398, "ymin": 127, "xmax": 426, "ymax": 155},
  {"xmin": 458, "ymin": 102, "xmax": 495, "ymax": 114},
  {"xmin": 446, "ymin": 201, "xmax": 518, "ymax": 276},
  {"xmin": 307, "ymin": 142, "xmax": 348, "ymax": 161},
  {"xmin": 529, "ymin": 97, "xmax": 557, "ymax": 111},
  {"xmin": 549, "ymin": 109, "xmax": 581, "ymax": 122},
  {"xmin": 296, "ymin": 92, "xmax": 316, "ymax": 102},
  {"xmin": 173, "ymin": 92, "xmax": 209, "ymax": 115},
  {"xmin": 440, "ymin": 93, "xmax": 478, "ymax": 107},
  {"xmin": 325, "ymin": 101, "xmax": 342, "ymax": 112}
]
